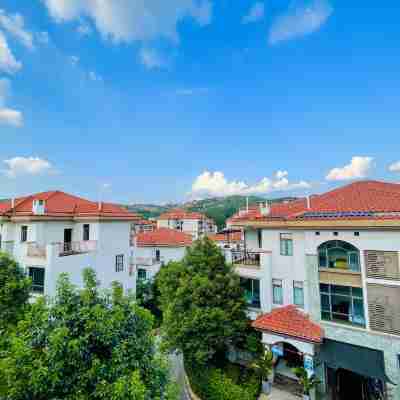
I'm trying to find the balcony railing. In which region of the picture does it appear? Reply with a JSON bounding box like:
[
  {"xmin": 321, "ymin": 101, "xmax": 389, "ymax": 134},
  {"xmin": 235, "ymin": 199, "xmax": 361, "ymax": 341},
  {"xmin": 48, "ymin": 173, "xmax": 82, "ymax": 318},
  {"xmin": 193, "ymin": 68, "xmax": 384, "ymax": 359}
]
[
  {"xmin": 26, "ymin": 242, "xmax": 47, "ymax": 258},
  {"xmin": 0, "ymin": 240, "xmax": 14, "ymax": 255},
  {"xmin": 57, "ymin": 240, "xmax": 97, "ymax": 257},
  {"xmin": 232, "ymin": 250, "xmax": 261, "ymax": 267}
]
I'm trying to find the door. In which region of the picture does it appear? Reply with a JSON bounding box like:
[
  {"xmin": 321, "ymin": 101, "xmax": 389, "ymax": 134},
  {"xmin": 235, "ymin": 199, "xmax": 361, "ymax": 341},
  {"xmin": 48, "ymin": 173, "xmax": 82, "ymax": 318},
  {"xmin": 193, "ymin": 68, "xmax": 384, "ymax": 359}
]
[{"xmin": 64, "ymin": 228, "xmax": 72, "ymax": 252}]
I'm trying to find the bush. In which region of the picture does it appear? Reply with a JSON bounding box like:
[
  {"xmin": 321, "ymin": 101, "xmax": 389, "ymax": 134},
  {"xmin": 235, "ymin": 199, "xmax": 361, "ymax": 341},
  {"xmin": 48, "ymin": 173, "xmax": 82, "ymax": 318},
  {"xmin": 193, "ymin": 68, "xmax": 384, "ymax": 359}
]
[{"xmin": 186, "ymin": 360, "xmax": 260, "ymax": 400}]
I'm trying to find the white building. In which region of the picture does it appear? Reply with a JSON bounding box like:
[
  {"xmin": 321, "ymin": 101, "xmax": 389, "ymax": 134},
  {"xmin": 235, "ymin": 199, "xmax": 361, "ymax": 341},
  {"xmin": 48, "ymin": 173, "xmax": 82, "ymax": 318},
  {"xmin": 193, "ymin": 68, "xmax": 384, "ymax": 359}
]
[
  {"xmin": 228, "ymin": 181, "xmax": 400, "ymax": 400},
  {"xmin": 134, "ymin": 227, "xmax": 192, "ymax": 281},
  {"xmin": 207, "ymin": 229, "xmax": 243, "ymax": 251},
  {"xmin": 0, "ymin": 191, "xmax": 139, "ymax": 297},
  {"xmin": 157, "ymin": 209, "xmax": 217, "ymax": 240}
]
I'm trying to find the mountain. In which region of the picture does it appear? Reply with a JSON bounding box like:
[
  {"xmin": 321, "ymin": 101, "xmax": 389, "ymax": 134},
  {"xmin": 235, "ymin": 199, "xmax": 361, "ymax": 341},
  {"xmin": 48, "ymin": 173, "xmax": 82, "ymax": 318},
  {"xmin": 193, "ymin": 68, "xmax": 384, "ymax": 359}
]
[{"xmin": 124, "ymin": 195, "xmax": 299, "ymax": 229}]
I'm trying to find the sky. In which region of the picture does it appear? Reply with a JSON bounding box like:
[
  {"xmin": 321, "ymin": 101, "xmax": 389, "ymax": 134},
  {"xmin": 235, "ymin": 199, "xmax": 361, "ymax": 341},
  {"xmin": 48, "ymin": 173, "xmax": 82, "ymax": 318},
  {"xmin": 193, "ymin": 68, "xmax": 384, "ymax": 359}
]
[{"xmin": 0, "ymin": 0, "xmax": 400, "ymax": 204}]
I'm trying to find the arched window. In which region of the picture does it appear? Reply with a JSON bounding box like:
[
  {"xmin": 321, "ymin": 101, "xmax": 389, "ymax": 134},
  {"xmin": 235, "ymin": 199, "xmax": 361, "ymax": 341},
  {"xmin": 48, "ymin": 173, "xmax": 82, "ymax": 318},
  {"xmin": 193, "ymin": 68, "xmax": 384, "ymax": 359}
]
[{"xmin": 318, "ymin": 240, "xmax": 360, "ymax": 272}]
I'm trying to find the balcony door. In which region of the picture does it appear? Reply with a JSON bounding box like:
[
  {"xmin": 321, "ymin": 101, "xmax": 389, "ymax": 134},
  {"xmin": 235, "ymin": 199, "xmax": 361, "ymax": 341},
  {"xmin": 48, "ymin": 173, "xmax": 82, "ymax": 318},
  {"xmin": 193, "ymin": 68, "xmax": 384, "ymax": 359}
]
[{"xmin": 64, "ymin": 228, "xmax": 73, "ymax": 252}]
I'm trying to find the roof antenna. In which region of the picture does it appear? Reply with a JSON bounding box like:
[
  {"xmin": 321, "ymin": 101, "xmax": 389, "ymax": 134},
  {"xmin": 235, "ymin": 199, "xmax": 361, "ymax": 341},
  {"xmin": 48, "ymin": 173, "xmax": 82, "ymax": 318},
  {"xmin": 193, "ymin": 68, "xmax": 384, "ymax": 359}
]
[
  {"xmin": 246, "ymin": 196, "xmax": 249, "ymax": 213},
  {"xmin": 306, "ymin": 194, "xmax": 311, "ymax": 210}
]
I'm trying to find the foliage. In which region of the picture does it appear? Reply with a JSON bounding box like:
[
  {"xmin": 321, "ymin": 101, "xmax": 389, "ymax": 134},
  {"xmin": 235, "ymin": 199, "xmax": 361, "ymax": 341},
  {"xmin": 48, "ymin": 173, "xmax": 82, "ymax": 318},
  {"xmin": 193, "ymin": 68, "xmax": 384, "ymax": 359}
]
[
  {"xmin": 251, "ymin": 350, "xmax": 274, "ymax": 381},
  {"xmin": 234, "ymin": 322, "xmax": 263, "ymax": 357},
  {"xmin": 0, "ymin": 269, "xmax": 176, "ymax": 400},
  {"xmin": 293, "ymin": 366, "xmax": 320, "ymax": 395},
  {"xmin": 157, "ymin": 237, "xmax": 248, "ymax": 365},
  {"xmin": 186, "ymin": 360, "xmax": 260, "ymax": 400},
  {"xmin": 136, "ymin": 277, "xmax": 162, "ymax": 326},
  {"xmin": 0, "ymin": 252, "xmax": 31, "ymax": 330}
]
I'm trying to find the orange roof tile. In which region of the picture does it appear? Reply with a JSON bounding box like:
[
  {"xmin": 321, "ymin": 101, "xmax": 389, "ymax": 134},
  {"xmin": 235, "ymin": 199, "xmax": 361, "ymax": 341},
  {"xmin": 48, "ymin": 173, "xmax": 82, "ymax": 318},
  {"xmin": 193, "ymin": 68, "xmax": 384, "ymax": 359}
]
[
  {"xmin": 137, "ymin": 228, "xmax": 193, "ymax": 247},
  {"xmin": 230, "ymin": 181, "xmax": 400, "ymax": 223},
  {"xmin": 252, "ymin": 305, "xmax": 323, "ymax": 343},
  {"xmin": 158, "ymin": 208, "xmax": 213, "ymax": 221},
  {"xmin": 0, "ymin": 191, "xmax": 141, "ymax": 220},
  {"xmin": 207, "ymin": 231, "xmax": 242, "ymax": 242}
]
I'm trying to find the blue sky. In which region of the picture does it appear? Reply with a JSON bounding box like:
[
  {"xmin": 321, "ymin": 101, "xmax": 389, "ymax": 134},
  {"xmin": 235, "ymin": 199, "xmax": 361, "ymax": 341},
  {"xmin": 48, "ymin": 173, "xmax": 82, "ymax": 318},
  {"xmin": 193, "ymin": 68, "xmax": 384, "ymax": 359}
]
[{"xmin": 1, "ymin": 0, "xmax": 400, "ymax": 203}]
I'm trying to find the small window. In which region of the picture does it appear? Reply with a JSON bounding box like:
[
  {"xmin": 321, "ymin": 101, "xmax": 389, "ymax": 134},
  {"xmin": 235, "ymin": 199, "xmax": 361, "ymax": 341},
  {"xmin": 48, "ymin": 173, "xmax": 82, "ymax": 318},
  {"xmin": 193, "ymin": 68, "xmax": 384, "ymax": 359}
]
[
  {"xmin": 115, "ymin": 254, "xmax": 124, "ymax": 272},
  {"xmin": 333, "ymin": 232, "xmax": 339, "ymax": 236},
  {"xmin": 155, "ymin": 249, "xmax": 161, "ymax": 262},
  {"xmin": 354, "ymin": 232, "xmax": 360, "ymax": 237},
  {"xmin": 29, "ymin": 267, "xmax": 45, "ymax": 293},
  {"xmin": 21, "ymin": 225, "xmax": 28, "ymax": 242},
  {"xmin": 272, "ymin": 279, "xmax": 283, "ymax": 304},
  {"xmin": 280, "ymin": 233, "xmax": 293, "ymax": 256},
  {"xmin": 293, "ymin": 281, "xmax": 304, "ymax": 307},
  {"xmin": 137, "ymin": 268, "xmax": 147, "ymax": 280},
  {"xmin": 315, "ymin": 232, "xmax": 320, "ymax": 236},
  {"xmin": 83, "ymin": 224, "xmax": 90, "ymax": 241},
  {"xmin": 257, "ymin": 229, "xmax": 263, "ymax": 249}
]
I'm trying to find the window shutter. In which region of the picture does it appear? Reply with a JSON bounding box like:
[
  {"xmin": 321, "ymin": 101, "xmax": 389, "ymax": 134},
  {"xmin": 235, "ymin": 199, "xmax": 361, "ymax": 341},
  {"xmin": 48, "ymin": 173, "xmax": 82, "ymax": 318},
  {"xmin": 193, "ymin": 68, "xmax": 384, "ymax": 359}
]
[
  {"xmin": 367, "ymin": 283, "xmax": 400, "ymax": 336},
  {"xmin": 365, "ymin": 251, "xmax": 400, "ymax": 280}
]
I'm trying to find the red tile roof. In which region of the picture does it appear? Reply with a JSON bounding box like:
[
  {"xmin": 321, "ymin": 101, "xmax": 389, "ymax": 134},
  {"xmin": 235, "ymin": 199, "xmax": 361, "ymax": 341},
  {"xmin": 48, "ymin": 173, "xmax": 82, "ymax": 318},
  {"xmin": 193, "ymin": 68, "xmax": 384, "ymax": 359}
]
[
  {"xmin": 0, "ymin": 191, "xmax": 141, "ymax": 220},
  {"xmin": 230, "ymin": 181, "xmax": 400, "ymax": 223},
  {"xmin": 158, "ymin": 208, "xmax": 213, "ymax": 221},
  {"xmin": 207, "ymin": 231, "xmax": 243, "ymax": 242},
  {"xmin": 252, "ymin": 305, "xmax": 323, "ymax": 343},
  {"xmin": 136, "ymin": 228, "xmax": 193, "ymax": 247}
]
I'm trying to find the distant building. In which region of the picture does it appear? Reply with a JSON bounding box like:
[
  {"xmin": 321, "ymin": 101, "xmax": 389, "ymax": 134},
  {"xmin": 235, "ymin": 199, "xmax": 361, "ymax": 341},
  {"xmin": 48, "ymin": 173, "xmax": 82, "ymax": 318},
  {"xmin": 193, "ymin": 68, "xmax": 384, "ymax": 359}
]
[
  {"xmin": 134, "ymin": 227, "xmax": 192, "ymax": 281},
  {"xmin": 156, "ymin": 209, "xmax": 217, "ymax": 239},
  {"xmin": 207, "ymin": 230, "xmax": 243, "ymax": 251},
  {"xmin": 228, "ymin": 180, "xmax": 400, "ymax": 400},
  {"xmin": 0, "ymin": 191, "xmax": 139, "ymax": 297}
]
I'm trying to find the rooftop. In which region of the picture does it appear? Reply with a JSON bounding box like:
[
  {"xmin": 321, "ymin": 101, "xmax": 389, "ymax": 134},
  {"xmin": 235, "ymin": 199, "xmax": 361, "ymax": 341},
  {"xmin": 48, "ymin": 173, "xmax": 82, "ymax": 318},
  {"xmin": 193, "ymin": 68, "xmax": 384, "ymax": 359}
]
[
  {"xmin": 136, "ymin": 227, "xmax": 193, "ymax": 247},
  {"xmin": 230, "ymin": 180, "xmax": 400, "ymax": 224},
  {"xmin": 207, "ymin": 231, "xmax": 242, "ymax": 242},
  {"xmin": 252, "ymin": 305, "xmax": 323, "ymax": 343},
  {"xmin": 0, "ymin": 191, "xmax": 141, "ymax": 220}
]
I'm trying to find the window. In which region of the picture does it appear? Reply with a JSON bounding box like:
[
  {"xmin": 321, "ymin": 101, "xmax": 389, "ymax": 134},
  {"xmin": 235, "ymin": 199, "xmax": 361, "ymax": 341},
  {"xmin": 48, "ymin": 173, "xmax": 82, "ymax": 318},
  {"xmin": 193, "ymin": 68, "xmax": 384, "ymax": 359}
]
[
  {"xmin": 293, "ymin": 281, "xmax": 304, "ymax": 307},
  {"xmin": 320, "ymin": 283, "xmax": 365, "ymax": 327},
  {"xmin": 257, "ymin": 229, "xmax": 263, "ymax": 249},
  {"xmin": 83, "ymin": 224, "xmax": 90, "ymax": 241},
  {"xmin": 137, "ymin": 268, "xmax": 147, "ymax": 280},
  {"xmin": 333, "ymin": 232, "xmax": 339, "ymax": 236},
  {"xmin": 280, "ymin": 233, "xmax": 293, "ymax": 256},
  {"xmin": 21, "ymin": 225, "xmax": 28, "ymax": 242},
  {"xmin": 155, "ymin": 249, "xmax": 161, "ymax": 262},
  {"xmin": 354, "ymin": 232, "xmax": 360, "ymax": 237},
  {"xmin": 273, "ymin": 279, "xmax": 283, "ymax": 304},
  {"xmin": 318, "ymin": 241, "xmax": 360, "ymax": 272},
  {"xmin": 315, "ymin": 232, "xmax": 320, "ymax": 236},
  {"xmin": 240, "ymin": 277, "xmax": 261, "ymax": 308},
  {"xmin": 115, "ymin": 254, "xmax": 124, "ymax": 272},
  {"xmin": 29, "ymin": 267, "xmax": 45, "ymax": 293}
]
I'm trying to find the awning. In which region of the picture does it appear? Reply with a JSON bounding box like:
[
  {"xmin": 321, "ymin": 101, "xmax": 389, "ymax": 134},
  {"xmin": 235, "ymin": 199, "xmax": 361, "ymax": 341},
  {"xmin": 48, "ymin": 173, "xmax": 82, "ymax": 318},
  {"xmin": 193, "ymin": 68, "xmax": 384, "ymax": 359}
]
[{"xmin": 319, "ymin": 339, "xmax": 394, "ymax": 384}]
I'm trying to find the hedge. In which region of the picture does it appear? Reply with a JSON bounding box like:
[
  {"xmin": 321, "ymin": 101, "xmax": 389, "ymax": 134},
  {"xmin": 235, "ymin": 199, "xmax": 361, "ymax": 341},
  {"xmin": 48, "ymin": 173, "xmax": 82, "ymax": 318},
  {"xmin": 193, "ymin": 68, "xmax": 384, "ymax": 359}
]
[{"xmin": 186, "ymin": 361, "xmax": 260, "ymax": 400}]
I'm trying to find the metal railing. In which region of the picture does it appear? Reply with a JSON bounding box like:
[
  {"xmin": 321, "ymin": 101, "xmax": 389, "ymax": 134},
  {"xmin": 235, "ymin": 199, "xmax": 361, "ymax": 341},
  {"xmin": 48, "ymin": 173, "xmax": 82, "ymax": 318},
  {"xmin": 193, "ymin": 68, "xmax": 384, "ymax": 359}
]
[
  {"xmin": 231, "ymin": 250, "xmax": 261, "ymax": 267},
  {"xmin": 26, "ymin": 242, "xmax": 47, "ymax": 258},
  {"xmin": 57, "ymin": 240, "xmax": 97, "ymax": 257}
]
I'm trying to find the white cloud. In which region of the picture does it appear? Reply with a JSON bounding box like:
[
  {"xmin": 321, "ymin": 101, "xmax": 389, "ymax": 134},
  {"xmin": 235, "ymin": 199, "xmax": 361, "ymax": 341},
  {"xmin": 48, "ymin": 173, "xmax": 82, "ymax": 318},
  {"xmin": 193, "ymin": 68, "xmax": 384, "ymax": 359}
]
[
  {"xmin": 88, "ymin": 70, "xmax": 102, "ymax": 81},
  {"xmin": 269, "ymin": 0, "xmax": 332, "ymax": 45},
  {"xmin": 0, "ymin": 78, "xmax": 23, "ymax": 127},
  {"xmin": 0, "ymin": 9, "xmax": 34, "ymax": 49},
  {"xmin": 326, "ymin": 157, "xmax": 374, "ymax": 181},
  {"xmin": 139, "ymin": 47, "xmax": 166, "ymax": 70},
  {"xmin": 242, "ymin": 2, "xmax": 265, "ymax": 24},
  {"xmin": 69, "ymin": 55, "xmax": 79, "ymax": 66},
  {"xmin": 175, "ymin": 87, "xmax": 209, "ymax": 96},
  {"xmin": 0, "ymin": 31, "xmax": 22, "ymax": 74},
  {"xmin": 3, "ymin": 157, "xmax": 54, "ymax": 177},
  {"xmin": 190, "ymin": 170, "xmax": 311, "ymax": 198},
  {"xmin": 77, "ymin": 22, "xmax": 92, "ymax": 36},
  {"xmin": 0, "ymin": 108, "xmax": 23, "ymax": 127},
  {"xmin": 43, "ymin": 0, "xmax": 212, "ymax": 43},
  {"xmin": 389, "ymin": 161, "xmax": 400, "ymax": 173}
]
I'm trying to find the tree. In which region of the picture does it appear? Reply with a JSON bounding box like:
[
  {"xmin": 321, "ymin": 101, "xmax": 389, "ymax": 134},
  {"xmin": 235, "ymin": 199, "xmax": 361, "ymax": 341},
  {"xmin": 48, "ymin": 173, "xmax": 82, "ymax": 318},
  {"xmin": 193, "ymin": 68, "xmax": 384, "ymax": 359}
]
[
  {"xmin": 0, "ymin": 269, "xmax": 177, "ymax": 400},
  {"xmin": 0, "ymin": 252, "xmax": 31, "ymax": 330},
  {"xmin": 157, "ymin": 237, "xmax": 248, "ymax": 365}
]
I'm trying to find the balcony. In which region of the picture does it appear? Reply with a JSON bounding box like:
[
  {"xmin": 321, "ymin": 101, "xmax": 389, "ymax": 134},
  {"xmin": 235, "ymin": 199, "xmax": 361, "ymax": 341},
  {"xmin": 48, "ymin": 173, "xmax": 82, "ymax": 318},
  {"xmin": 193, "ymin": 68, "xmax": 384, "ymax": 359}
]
[
  {"xmin": 0, "ymin": 240, "xmax": 14, "ymax": 255},
  {"xmin": 232, "ymin": 250, "xmax": 261, "ymax": 268},
  {"xmin": 134, "ymin": 256, "xmax": 164, "ymax": 266},
  {"xmin": 57, "ymin": 240, "xmax": 97, "ymax": 257},
  {"xmin": 26, "ymin": 242, "xmax": 47, "ymax": 258}
]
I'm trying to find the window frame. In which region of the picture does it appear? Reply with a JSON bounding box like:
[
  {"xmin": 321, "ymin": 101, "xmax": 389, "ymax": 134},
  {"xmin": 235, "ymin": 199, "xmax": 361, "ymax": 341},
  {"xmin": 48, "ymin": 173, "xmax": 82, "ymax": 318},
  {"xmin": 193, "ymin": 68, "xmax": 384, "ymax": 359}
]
[
  {"xmin": 317, "ymin": 240, "xmax": 360, "ymax": 272},
  {"xmin": 115, "ymin": 254, "xmax": 124, "ymax": 272},
  {"xmin": 21, "ymin": 225, "xmax": 28, "ymax": 242},
  {"xmin": 293, "ymin": 281, "xmax": 304, "ymax": 307},
  {"xmin": 280, "ymin": 233, "xmax": 293, "ymax": 256},
  {"xmin": 272, "ymin": 279, "xmax": 284, "ymax": 305},
  {"xmin": 137, "ymin": 268, "xmax": 147, "ymax": 280},
  {"xmin": 28, "ymin": 267, "xmax": 45, "ymax": 293},
  {"xmin": 83, "ymin": 224, "xmax": 90, "ymax": 241},
  {"xmin": 240, "ymin": 277, "xmax": 261, "ymax": 308}
]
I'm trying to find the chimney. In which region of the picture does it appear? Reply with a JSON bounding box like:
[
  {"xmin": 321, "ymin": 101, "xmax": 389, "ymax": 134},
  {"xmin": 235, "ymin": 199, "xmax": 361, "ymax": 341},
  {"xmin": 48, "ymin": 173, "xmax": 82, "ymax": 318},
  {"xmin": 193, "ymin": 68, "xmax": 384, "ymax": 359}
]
[
  {"xmin": 11, "ymin": 198, "xmax": 15, "ymax": 209},
  {"xmin": 98, "ymin": 201, "xmax": 102, "ymax": 211},
  {"xmin": 306, "ymin": 195, "xmax": 311, "ymax": 210}
]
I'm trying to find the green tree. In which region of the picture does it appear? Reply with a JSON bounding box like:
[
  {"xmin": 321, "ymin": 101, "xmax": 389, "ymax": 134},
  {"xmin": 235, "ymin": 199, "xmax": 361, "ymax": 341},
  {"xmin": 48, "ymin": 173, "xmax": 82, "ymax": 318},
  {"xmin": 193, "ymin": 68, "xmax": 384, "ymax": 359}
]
[
  {"xmin": 0, "ymin": 252, "xmax": 31, "ymax": 330},
  {"xmin": 158, "ymin": 237, "xmax": 248, "ymax": 365},
  {"xmin": 0, "ymin": 269, "xmax": 177, "ymax": 400}
]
